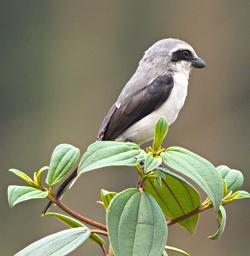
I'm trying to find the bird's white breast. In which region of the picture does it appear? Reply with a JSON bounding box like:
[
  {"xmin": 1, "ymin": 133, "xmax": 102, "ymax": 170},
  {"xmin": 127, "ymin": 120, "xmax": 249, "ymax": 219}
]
[
  {"xmin": 157, "ymin": 72, "xmax": 188, "ymax": 124},
  {"xmin": 117, "ymin": 72, "xmax": 189, "ymax": 144}
]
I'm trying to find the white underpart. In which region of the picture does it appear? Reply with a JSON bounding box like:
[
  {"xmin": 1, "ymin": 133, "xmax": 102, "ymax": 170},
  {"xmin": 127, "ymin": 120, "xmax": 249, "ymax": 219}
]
[{"xmin": 116, "ymin": 69, "xmax": 189, "ymax": 144}]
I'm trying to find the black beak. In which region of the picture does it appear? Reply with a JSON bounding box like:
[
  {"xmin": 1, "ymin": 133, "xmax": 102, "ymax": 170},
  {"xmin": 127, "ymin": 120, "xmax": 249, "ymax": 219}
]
[{"xmin": 191, "ymin": 57, "xmax": 207, "ymax": 68}]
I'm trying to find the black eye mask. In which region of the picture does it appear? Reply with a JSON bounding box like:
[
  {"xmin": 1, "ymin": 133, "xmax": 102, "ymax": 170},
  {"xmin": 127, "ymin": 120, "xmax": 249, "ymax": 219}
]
[{"xmin": 172, "ymin": 49, "xmax": 194, "ymax": 62}]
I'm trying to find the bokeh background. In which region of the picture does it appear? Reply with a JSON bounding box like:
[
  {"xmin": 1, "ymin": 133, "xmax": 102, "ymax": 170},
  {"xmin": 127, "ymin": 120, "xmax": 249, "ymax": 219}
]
[{"xmin": 1, "ymin": 1, "xmax": 249, "ymax": 255}]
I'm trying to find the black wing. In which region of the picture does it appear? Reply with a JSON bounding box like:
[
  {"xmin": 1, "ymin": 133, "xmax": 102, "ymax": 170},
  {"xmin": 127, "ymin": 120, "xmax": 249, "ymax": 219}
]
[{"xmin": 97, "ymin": 74, "xmax": 174, "ymax": 141}]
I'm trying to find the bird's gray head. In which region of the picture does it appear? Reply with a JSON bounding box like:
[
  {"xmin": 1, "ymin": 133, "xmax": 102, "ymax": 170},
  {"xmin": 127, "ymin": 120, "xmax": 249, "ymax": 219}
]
[{"xmin": 140, "ymin": 38, "xmax": 206, "ymax": 76}]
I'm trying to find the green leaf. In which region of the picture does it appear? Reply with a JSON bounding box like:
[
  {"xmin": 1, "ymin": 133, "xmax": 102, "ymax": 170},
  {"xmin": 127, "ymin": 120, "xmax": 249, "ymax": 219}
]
[
  {"xmin": 154, "ymin": 177, "xmax": 163, "ymax": 189},
  {"xmin": 9, "ymin": 169, "xmax": 34, "ymax": 186},
  {"xmin": 44, "ymin": 212, "xmax": 84, "ymax": 228},
  {"xmin": 209, "ymin": 205, "xmax": 226, "ymax": 240},
  {"xmin": 100, "ymin": 189, "xmax": 117, "ymax": 209},
  {"xmin": 145, "ymin": 169, "xmax": 201, "ymax": 233},
  {"xmin": 226, "ymin": 190, "xmax": 250, "ymax": 203},
  {"xmin": 44, "ymin": 212, "xmax": 105, "ymax": 252},
  {"xmin": 107, "ymin": 188, "xmax": 167, "ymax": 256},
  {"xmin": 161, "ymin": 147, "xmax": 223, "ymax": 210},
  {"xmin": 33, "ymin": 166, "xmax": 49, "ymax": 188},
  {"xmin": 144, "ymin": 154, "xmax": 162, "ymax": 174},
  {"xmin": 165, "ymin": 246, "xmax": 190, "ymax": 256},
  {"xmin": 153, "ymin": 116, "xmax": 169, "ymax": 150},
  {"xmin": 8, "ymin": 185, "xmax": 48, "ymax": 207},
  {"xmin": 46, "ymin": 144, "xmax": 80, "ymax": 186},
  {"xmin": 89, "ymin": 233, "xmax": 106, "ymax": 255},
  {"xmin": 217, "ymin": 165, "xmax": 244, "ymax": 192},
  {"xmin": 15, "ymin": 227, "xmax": 90, "ymax": 256},
  {"xmin": 223, "ymin": 190, "xmax": 250, "ymax": 204},
  {"xmin": 78, "ymin": 141, "xmax": 143, "ymax": 174},
  {"xmin": 232, "ymin": 190, "xmax": 250, "ymax": 200}
]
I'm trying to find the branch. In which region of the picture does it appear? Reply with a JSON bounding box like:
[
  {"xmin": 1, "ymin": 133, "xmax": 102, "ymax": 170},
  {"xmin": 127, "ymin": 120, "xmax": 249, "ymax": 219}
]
[
  {"xmin": 91, "ymin": 229, "xmax": 108, "ymax": 236},
  {"xmin": 167, "ymin": 204, "xmax": 212, "ymax": 226},
  {"xmin": 48, "ymin": 194, "xmax": 107, "ymax": 231}
]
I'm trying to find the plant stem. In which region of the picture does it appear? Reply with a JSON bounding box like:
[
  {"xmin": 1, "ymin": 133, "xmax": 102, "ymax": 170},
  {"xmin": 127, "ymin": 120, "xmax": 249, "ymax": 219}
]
[
  {"xmin": 108, "ymin": 245, "xmax": 114, "ymax": 256},
  {"xmin": 48, "ymin": 194, "xmax": 107, "ymax": 231},
  {"xmin": 167, "ymin": 204, "xmax": 212, "ymax": 226},
  {"xmin": 91, "ymin": 229, "xmax": 108, "ymax": 236}
]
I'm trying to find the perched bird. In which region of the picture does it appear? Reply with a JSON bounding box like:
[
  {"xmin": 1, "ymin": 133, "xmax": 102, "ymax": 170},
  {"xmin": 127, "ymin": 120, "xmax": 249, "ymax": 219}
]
[
  {"xmin": 43, "ymin": 38, "xmax": 206, "ymax": 213},
  {"xmin": 97, "ymin": 38, "xmax": 206, "ymax": 144}
]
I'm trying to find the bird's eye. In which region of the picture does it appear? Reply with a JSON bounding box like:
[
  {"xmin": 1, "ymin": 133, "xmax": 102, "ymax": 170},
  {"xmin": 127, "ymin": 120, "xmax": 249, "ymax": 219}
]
[
  {"xmin": 182, "ymin": 50, "xmax": 191, "ymax": 58},
  {"xmin": 172, "ymin": 49, "xmax": 193, "ymax": 62}
]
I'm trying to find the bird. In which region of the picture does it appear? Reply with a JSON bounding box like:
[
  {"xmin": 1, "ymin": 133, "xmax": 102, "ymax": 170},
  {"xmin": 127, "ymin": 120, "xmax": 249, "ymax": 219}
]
[
  {"xmin": 97, "ymin": 38, "xmax": 206, "ymax": 144},
  {"xmin": 43, "ymin": 38, "xmax": 206, "ymax": 213}
]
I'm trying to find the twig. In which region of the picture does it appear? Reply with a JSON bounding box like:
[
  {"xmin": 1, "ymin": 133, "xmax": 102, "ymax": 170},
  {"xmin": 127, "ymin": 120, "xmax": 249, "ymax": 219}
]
[
  {"xmin": 48, "ymin": 194, "xmax": 107, "ymax": 231},
  {"xmin": 108, "ymin": 245, "xmax": 114, "ymax": 256},
  {"xmin": 154, "ymin": 164, "xmax": 213, "ymax": 226},
  {"xmin": 167, "ymin": 204, "xmax": 212, "ymax": 226},
  {"xmin": 91, "ymin": 229, "xmax": 108, "ymax": 236}
]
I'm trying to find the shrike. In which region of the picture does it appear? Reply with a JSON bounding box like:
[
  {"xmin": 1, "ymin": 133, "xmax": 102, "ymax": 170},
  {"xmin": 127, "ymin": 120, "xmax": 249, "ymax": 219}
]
[
  {"xmin": 44, "ymin": 38, "xmax": 206, "ymax": 212},
  {"xmin": 97, "ymin": 38, "xmax": 206, "ymax": 144}
]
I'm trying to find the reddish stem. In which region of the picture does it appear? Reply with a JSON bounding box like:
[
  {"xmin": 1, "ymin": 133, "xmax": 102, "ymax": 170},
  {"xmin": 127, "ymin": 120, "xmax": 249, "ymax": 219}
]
[{"xmin": 48, "ymin": 194, "xmax": 107, "ymax": 231}]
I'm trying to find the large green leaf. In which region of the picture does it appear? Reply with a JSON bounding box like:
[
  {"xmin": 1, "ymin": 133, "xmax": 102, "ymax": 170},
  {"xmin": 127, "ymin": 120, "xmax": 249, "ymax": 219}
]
[
  {"xmin": 152, "ymin": 116, "xmax": 169, "ymax": 150},
  {"xmin": 46, "ymin": 144, "xmax": 80, "ymax": 186},
  {"xmin": 161, "ymin": 147, "xmax": 223, "ymax": 210},
  {"xmin": 145, "ymin": 170, "xmax": 201, "ymax": 233},
  {"xmin": 209, "ymin": 205, "xmax": 226, "ymax": 240},
  {"xmin": 216, "ymin": 165, "xmax": 244, "ymax": 192},
  {"xmin": 8, "ymin": 186, "xmax": 48, "ymax": 207},
  {"xmin": 44, "ymin": 212, "xmax": 105, "ymax": 252},
  {"xmin": 107, "ymin": 188, "xmax": 167, "ymax": 256},
  {"xmin": 78, "ymin": 141, "xmax": 143, "ymax": 174},
  {"xmin": 15, "ymin": 227, "xmax": 90, "ymax": 256}
]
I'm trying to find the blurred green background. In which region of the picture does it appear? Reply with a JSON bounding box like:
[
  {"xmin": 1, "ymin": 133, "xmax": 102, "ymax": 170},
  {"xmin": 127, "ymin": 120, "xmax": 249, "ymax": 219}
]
[{"xmin": 1, "ymin": 1, "xmax": 249, "ymax": 255}]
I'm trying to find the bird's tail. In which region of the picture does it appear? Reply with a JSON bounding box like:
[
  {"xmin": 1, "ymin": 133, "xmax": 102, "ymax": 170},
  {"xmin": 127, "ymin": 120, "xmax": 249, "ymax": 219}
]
[{"xmin": 43, "ymin": 168, "xmax": 78, "ymax": 214}]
